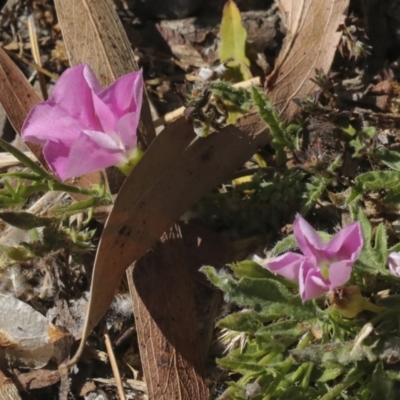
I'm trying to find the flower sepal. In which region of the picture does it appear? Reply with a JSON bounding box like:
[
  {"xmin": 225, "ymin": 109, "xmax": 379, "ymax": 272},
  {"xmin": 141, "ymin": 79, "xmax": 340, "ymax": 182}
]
[
  {"xmin": 116, "ymin": 147, "xmax": 144, "ymax": 176},
  {"xmin": 328, "ymin": 286, "xmax": 385, "ymax": 319}
]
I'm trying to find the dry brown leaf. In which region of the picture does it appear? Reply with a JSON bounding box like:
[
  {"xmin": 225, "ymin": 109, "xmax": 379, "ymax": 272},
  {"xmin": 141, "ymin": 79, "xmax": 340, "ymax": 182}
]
[
  {"xmin": 129, "ymin": 225, "xmax": 209, "ymax": 400},
  {"xmin": 0, "ymin": 48, "xmax": 46, "ymax": 167},
  {"xmin": 267, "ymin": 0, "xmax": 349, "ymax": 122},
  {"xmin": 0, "ymin": 294, "xmax": 54, "ymax": 369},
  {"xmin": 54, "ymin": 0, "xmax": 156, "ymax": 148},
  {"xmin": 64, "ymin": 118, "xmax": 269, "ymax": 368}
]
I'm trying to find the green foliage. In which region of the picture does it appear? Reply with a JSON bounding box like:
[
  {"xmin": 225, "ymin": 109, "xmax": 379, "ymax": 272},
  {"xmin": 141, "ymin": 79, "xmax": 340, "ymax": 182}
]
[
  {"xmin": 377, "ymin": 150, "xmax": 400, "ymax": 171},
  {"xmin": 350, "ymin": 206, "xmax": 392, "ymax": 281},
  {"xmin": 203, "ymin": 240, "xmax": 400, "ymax": 399},
  {"xmin": 198, "ymin": 169, "xmax": 307, "ymax": 234},
  {"xmin": 210, "ymin": 81, "xmax": 252, "ymax": 111},
  {"xmin": 252, "ymin": 86, "xmax": 300, "ymax": 164},
  {"xmin": 349, "ymin": 127, "xmax": 377, "ymax": 157},
  {"xmin": 219, "ymin": 0, "xmax": 251, "ymax": 82},
  {"xmin": 348, "ymin": 171, "xmax": 400, "ymax": 204},
  {"xmin": 209, "ymin": 81, "xmax": 252, "ymax": 124},
  {"xmin": 0, "ymin": 211, "xmax": 55, "ymax": 230}
]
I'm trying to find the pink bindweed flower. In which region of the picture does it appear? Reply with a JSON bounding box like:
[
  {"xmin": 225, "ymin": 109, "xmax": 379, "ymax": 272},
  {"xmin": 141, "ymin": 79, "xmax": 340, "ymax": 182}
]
[
  {"xmin": 265, "ymin": 215, "xmax": 363, "ymax": 301},
  {"xmin": 22, "ymin": 64, "xmax": 143, "ymax": 181},
  {"xmin": 388, "ymin": 252, "xmax": 400, "ymax": 277}
]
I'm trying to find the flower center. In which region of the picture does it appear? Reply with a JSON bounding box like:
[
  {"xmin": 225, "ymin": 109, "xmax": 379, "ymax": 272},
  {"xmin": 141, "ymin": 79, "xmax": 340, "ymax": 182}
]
[
  {"xmin": 319, "ymin": 260, "xmax": 331, "ymax": 280},
  {"xmin": 109, "ymin": 132, "xmax": 125, "ymax": 151}
]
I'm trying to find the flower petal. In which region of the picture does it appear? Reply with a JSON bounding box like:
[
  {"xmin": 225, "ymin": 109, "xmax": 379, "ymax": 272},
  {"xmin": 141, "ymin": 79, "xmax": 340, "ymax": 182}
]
[
  {"xmin": 299, "ymin": 261, "xmax": 329, "ymax": 301},
  {"xmin": 45, "ymin": 64, "xmax": 100, "ymax": 130},
  {"xmin": 97, "ymin": 70, "xmax": 143, "ymax": 119},
  {"xmin": 42, "ymin": 140, "xmax": 71, "ymax": 181},
  {"xmin": 388, "ymin": 252, "xmax": 400, "ymax": 278},
  {"xmin": 22, "ymin": 102, "xmax": 87, "ymax": 145},
  {"xmin": 116, "ymin": 112, "xmax": 140, "ymax": 149},
  {"xmin": 265, "ymin": 252, "xmax": 304, "ymax": 283},
  {"xmin": 323, "ymin": 222, "xmax": 363, "ymax": 261},
  {"xmin": 293, "ymin": 214, "xmax": 324, "ymax": 260},
  {"xmin": 328, "ymin": 260, "xmax": 353, "ymax": 288},
  {"xmin": 53, "ymin": 132, "xmax": 125, "ymax": 180}
]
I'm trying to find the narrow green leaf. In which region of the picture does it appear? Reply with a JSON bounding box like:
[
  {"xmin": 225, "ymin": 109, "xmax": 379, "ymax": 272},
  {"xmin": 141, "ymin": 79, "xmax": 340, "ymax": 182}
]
[
  {"xmin": 217, "ymin": 310, "xmax": 264, "ymax": 332},
  {"xmin": 219, "ymin": 0, "xmax": 251, "ymax": 81},
  {"xmin": 377, "ymin": 150, "xmax": 400, "ymax": 171},
  {"xmin": 368, "ymin": 362, "xmax": 395, "ymax": 400},
  {"xmin": 0, "ymin": 137, "xmax": 51, "ymax": 178},
  {"xmin": 230, "ymin": 260, "xmax": 272, "ymax": 279}
]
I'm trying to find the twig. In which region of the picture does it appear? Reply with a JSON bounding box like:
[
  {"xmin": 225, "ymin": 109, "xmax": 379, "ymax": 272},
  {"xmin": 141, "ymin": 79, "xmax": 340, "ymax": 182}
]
[
  {"xmin": 3, "ymin": 48, "xmax": 59, "ymax": 81},
  {"xmin": 27, "ymin": 16, "xmax": 48, "ymax": 100},
  {"xmin": 104, "ymin": 329, "xmax": 126, "ymax": 400},
  {"xmin": 152, "ymin": 76, "xmax": 261, "ymax": 128}
]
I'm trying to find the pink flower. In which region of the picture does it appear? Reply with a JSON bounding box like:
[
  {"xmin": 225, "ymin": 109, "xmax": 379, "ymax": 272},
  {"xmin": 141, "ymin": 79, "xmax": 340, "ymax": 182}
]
[
  {"xmin": 265, "ymin": 215, "xmax": 363, "ymax": 301},
  {"xmin": 21, "ymin": 64, "xmax": 143, "ymax": 181},
  {"xmin": 388, "ymin": 252, "xmax": 400, "ymax": 277}
]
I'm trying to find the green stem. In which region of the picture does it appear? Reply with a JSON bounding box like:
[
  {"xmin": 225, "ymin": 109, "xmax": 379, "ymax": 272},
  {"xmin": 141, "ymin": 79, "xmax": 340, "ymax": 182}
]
[{"xmin": 0, "ymin": 137, "xmax": 51, "ymax": 178}]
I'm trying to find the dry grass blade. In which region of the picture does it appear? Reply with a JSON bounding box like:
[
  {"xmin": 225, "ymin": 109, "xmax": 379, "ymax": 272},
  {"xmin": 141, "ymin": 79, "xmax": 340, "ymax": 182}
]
[
  {"xmin": 267, "ymin": 0, "xmax": 349, "ymax": 122},
  {"xmin": 54, "ymin": 0, "xmax": 156, "ymax": 148},
  {"xmin": 27, "ymin": 16, "xmax": 48, "ymax": 100},
  {"xmin": 104, "ymin": 330, "xmax": 126, "ymax": 400}
]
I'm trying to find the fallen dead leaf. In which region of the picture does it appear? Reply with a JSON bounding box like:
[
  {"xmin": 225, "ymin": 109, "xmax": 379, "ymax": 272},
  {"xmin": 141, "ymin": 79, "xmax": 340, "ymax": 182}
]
[
  {"xmin": 267, "ymin": 0, "xmax": 349, "ymax": 122},
  {"xmin": 129, "ymin": 225, "xmax": 209, "ymax": 400},
  {"xmin": 0, "ymin": 294, "xmax": 54, "ymax": 369},
  {"xmin": 64, "ymin": 117, "xmax": 269, "ymax": 368}
]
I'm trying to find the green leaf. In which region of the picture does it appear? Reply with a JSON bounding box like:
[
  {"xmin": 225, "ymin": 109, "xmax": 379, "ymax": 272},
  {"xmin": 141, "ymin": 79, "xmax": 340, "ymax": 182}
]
[
  {"xmin": 255, "ymin": 320, "xmax": 308, "ymax": 340},
  {"xmin": 0, "ymin": 211, "xmax": 55, "ymax": 230},
  {"xmin": 230, "ymin": 260, "xmax": 272, "ymax": 279},
  {"xmin": 312, "ymin": 365, "xmax": 345, "ymax": 383},
  {"xmin": 373, "ymin": 223, "xmax": 387, "ymax": 265},
  {"xmin": 383, "ymin": 184, "xmax": 400, "ymax": 204},
  {"xmin": 337, "ymin": 118, "xmax": 356, "ymax": 136},
  {"xmin": 349, "ymin": 171, "xmax": 400, "ymax": 203},
  {"xmin": 210, "ymin": 81, "xmax": 252, "ymax": 111},
  {"xmin": 368, "ymin": 362, "xmax": 395, "ymax": 400},
  {"xmin": 0, "ymin": 245, "xmax": 34, "ymax": 262},
  {"xmin": 217, "ymin": 310, "xmax": 264, "ymax": 332},
  {"xmin": 377, "ymin": 150, "xmax": 400, "ymax": 171},
  {"xmin": 219, "ymin": 0, "xmax": 251, "ymax": 81},
  {"xmin": 0, "ymin": 137, "xmax": 51, "ymax": 179},
  {"xmin": 269, "ymin": 234, "xmax": 298, "ymax": 256}
]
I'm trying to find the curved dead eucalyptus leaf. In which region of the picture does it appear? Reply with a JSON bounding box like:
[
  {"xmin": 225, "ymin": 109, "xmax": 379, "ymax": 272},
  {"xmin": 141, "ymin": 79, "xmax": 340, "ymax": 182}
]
[
  {"xmin": 54, "ymin": 0, "xmax": 156, "ymax": 148},
  {"xmin": 62, "ymin": 118, "xmax": 269, "ymax": 369},
  {"xmin": 267, "ymin": 0, "xmax": 349, "ymax": 122},
  {"xmin": 0, "ymin": 48, "xmax": 46, "ymax": 167}
]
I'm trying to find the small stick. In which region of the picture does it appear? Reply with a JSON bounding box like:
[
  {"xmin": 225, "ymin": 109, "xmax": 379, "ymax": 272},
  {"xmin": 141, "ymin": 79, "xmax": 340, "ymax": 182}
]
[
  {"xmin": 152, "ymin": 76, "xmax": 261, "ymax": 128},
  {"xmin": 27, "ymin": 16, "xmax": 48, "ymax": 100},
  {"xmin": 104, "ymin": 329, "xmax": 126, "ymax": 400},
  {"xmin": 4, "ymin": 49, "xmax": 59, "ymax": 81}
]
